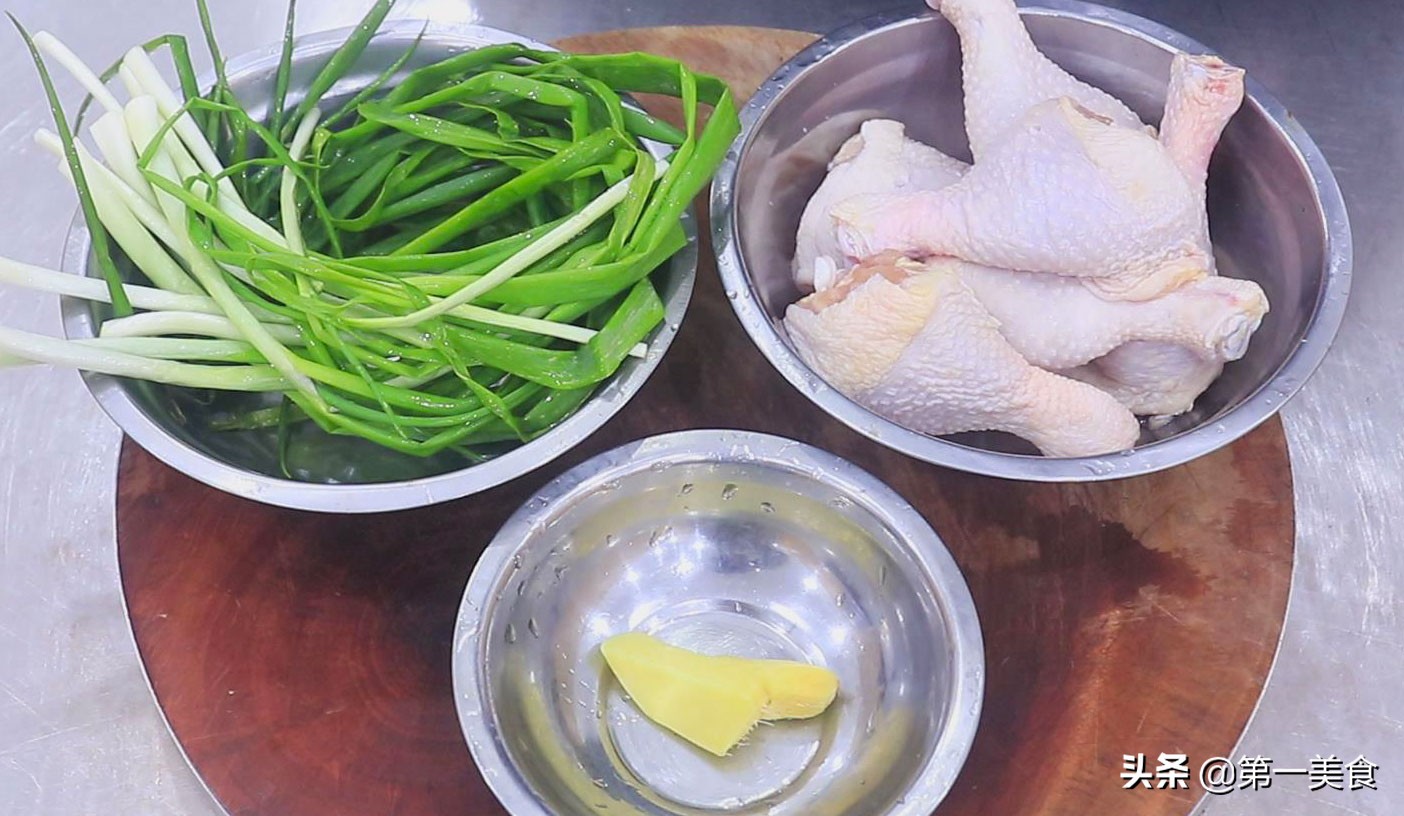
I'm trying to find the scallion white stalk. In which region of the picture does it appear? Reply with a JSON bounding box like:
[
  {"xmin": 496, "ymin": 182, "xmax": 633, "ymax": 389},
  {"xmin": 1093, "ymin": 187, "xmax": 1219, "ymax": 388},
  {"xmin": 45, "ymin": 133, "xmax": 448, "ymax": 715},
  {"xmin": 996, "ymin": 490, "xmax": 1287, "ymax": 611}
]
[
  {"xmin": 122, "ymin": 47, "xmax": 287, "ymax": 248},
  {"xmin": 71, "ymin": 336, "xmax": 257, "ymax": 362},
  {"xmin": 37, "ymin": 124, "xmax": 188, "ymax": 253},
  {"xmin": 115, "ymin": 63, "xmax": 143, "ymax": 99},
  {"xmin": 92, "ymin": 110, "xmax": 157, "ymax": 208},
  {"xmin": 119, "ymin": 103, "xmax": 322, "ymax": 400},
  {"xmin": 99, "ymin": 310, "xmax": 304, "ymax": 344},
  {"xmin": 446, "ymin": 303, "xmax": 648, "ymax": 358},
  {"xmin": 1, "ymin": 254, "xmax": 212, "ymax": 313},
  {"xmin": 33, "ymin": 31, "xmax": 121, "ymax": 115},
  {"xmin": 0, "ymin": 325, "xmax": 287, "ymax": 391},
  {"xmin": 280, "ymin": 108, "xmax": 321, "ymax": 256}
]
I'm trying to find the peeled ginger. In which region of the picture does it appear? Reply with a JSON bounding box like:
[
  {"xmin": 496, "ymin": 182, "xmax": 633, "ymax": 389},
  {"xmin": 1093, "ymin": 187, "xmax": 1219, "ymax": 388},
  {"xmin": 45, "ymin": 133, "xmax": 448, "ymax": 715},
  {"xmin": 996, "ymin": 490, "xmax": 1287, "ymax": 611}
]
[{"xmin": 600, "ymin": 632, "xmax": 839, "ymax": 756}]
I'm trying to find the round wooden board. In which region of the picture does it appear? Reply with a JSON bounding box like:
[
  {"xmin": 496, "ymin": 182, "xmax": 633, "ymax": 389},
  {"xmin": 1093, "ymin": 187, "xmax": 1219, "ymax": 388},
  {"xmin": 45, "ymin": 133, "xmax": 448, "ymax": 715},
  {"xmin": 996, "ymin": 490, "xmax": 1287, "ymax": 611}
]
[{"xmin": 116, "ymin": 25, "xmax": 1294, "ymax": 816}]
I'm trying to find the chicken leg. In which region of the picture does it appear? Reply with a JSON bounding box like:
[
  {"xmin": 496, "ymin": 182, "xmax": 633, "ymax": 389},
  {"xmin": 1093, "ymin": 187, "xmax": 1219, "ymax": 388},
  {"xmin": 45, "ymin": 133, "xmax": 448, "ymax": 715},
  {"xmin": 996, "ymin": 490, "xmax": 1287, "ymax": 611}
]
[
  {"xmin": 833, "ymin": 97, "xmax": 1207, "ymax": 300},
  {"xmin": 1074, "ymin": 54, "xmax": 1250, "ymax": 418},
  {"xmin": 930, "ymin": 0, "xmax": 1147, "ymax": 161},
  {"xmin": 1160, "ymin": 54, "xmax": 1246, "ymax": 194},
  {"xmin": 793, "ymin": 119, "xmax": 967, "ymax": 292},
  {"xmin": 1064, "ymin": 344, "xmax": 1223, "ymax": 419},
  {"xmin": 958, "ymin": 264, "xmax": 1267, "ymax": 370},
  {"xmin": 784, "ymin": 252, "xmax": 1140, "ymax": 457}
]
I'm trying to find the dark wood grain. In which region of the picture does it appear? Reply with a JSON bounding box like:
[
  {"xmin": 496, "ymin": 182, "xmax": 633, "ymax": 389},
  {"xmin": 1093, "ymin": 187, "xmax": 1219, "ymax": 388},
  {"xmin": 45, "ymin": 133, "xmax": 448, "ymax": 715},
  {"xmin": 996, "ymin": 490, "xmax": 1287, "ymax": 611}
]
[{"xmin": 116, "ymin": 26, "xmax": 1295, "ymax": 816}]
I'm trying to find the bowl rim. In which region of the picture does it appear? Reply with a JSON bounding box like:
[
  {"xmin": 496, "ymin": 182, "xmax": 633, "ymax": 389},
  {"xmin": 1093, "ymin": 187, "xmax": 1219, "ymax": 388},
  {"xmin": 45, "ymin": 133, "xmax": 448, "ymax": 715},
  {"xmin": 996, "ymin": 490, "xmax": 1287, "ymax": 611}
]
[
  {"xmin": 452, "ymin": 428, "xmax": 985, "ymax": 816},
  {"xmin": 710, "ymin": 0, "xmax": 1353, "ymax": 482},
  {"xmin": 58, "ymin": 20, "xmax": 699, "ymax": 513}
]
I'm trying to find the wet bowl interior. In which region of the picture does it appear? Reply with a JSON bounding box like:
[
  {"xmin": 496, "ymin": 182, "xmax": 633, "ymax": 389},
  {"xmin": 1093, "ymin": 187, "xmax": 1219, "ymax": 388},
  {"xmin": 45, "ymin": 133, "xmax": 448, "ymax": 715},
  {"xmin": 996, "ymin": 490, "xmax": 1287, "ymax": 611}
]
[
  {"xmin": 59, "ymin": 23, "xmax": 696, "ymax": 511},
  {"xmin": 713, "ymin": 1, "xmax": 1351, "ymax": 481},
  {"xmin": 454, "ymin": 430, "xmax": 983, "ymax": 816}
]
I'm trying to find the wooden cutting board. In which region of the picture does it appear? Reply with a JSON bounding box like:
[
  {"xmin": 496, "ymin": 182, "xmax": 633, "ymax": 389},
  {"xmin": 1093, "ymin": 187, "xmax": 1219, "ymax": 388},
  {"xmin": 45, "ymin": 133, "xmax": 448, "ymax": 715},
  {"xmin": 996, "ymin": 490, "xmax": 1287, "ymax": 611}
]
[{"xmin": 115, "ymin": 25, "xmax": 1294, "ymax": 816}]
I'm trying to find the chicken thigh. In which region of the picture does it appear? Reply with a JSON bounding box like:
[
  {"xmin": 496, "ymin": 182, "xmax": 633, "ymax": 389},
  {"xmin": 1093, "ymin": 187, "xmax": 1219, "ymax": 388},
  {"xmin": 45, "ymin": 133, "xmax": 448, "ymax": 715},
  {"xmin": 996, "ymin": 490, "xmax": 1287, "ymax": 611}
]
[
  {"xmin": 784, "ymin": 253, "xmax": 1140, "ymax": 457},
  {"xmin": 930, "ymin": 0, "xmax": 1147, "ymax": 160},
  {"xmin": 833, "ymin": 97, "xmax": 1208, "ymax": 300},
  {"xmin": 1064, "ymin": 344, "xmax": 1223, "ymax": 420},
  {"xmin": 1071, "ymin": 54, "xmax": 1249, "ymax": 418},
  {"xmin": 959, "ymin": 265, "xmax": 1267, "ymax": 370},
  {"xmin": 792, "ymin": 119, "xmax": 967, "ymax": 291}
]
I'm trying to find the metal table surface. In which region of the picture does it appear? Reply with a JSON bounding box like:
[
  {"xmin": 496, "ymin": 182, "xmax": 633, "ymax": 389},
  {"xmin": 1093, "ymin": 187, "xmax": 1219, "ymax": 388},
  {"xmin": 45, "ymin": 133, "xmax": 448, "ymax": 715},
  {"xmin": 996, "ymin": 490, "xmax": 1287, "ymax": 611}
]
[{"xmin": 0, "ymin": 1, "xmax": 1397, "ymax": 814}]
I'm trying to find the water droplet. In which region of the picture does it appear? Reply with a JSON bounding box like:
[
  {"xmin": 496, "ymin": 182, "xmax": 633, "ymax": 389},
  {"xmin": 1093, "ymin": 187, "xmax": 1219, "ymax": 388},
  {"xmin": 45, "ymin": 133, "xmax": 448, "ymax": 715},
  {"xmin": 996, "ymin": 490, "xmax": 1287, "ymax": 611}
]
[
  {"xmin": 726, "ymin": 290, "xmax": 739, "ymax": 300},
  {"xmin": 604, "ymin": 534, "xmax": 617, "ymax": 546},
  {"xmin": 835, "ymin": 593, "xmax": 845, "ymax": 607},
  {"xmin": 527, "ymin": 617, "xmax": 540, "ymax": 638},
  {"xmin": 511, "ymin": 554, "xmax": 523, "ymax": 570},
  {"xmin": 721, "ymin": 483, "xmax": 739, "ymax": 500},
  {"xmin": 760, "ymin": 501, "xmax": 775, "ymax": 513},
  {"xmin": 505, "ymin": 624, "xmax": 517, "ymax": 644},
  {"xmin": 678, "ymin": 483, "xmax": 694, "ymax": 496},
  {"xmin": 878, "ymin": 563, "xmax": 888, "ymax": 586},
  {"xmin": 516, "ymin": 580, "xmax": 526, "ymax": 596}
]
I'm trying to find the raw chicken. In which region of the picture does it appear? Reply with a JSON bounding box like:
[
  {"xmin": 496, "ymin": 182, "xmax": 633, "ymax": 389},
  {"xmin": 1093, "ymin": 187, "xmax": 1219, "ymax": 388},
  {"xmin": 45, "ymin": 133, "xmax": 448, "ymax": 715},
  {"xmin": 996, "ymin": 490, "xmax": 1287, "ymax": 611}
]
[
  {"xmin": 1160, "ymin": 54, "xmax": 1246, "ymax": 197},
  {"xmin": 930, "ymin": 0, "xmax": 1148, "ymax": 160},
  {"xmin": 792, "ymin": 119, "xmax": 967, "ymax": 291},
  {"xmin": 959, "ymin": 265, "xmax": 1267, "ymax": 370},
  {"xmin": 833, "ymin": 97, "xmax": 1208, "ymax": 300},
  {"xmin": 781, "ymin": 10, "xmax": 1265, "ymax": 453},
  {"xmin": 1065, "ymin": 344, "xmax": 1224, "ymax": 420},
  {"xmin": 1069, "ymin": 54, "xmax": 1250, "ymax": 418},
  {"xmin": 785, "ymin": 253, "xmax": 1141, "ymax": 457}
]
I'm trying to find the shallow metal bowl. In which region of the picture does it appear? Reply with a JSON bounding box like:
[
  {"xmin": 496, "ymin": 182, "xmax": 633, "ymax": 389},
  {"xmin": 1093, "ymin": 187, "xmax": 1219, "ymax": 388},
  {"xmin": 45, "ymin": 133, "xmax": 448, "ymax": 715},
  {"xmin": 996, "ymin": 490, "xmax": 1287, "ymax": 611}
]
[
  {"xmin": 59, "ymin": 22, "xmax": 696, "ymax": 512},
  {"xmin": 454, "ymin": 430, "xmax": 983, "ymax": 816},
  {"xmin": 712, "ymin": 1, "xmax": 1352, "ymax": 481}
]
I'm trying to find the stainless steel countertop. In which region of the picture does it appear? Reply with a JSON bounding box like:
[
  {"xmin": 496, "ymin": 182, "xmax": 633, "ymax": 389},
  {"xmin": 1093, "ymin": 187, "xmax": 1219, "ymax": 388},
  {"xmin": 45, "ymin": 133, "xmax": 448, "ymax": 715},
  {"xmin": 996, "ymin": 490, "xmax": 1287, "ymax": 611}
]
[{"xmin": 0, "ymin": 1, "xmax": 1397, "ymax": 814}]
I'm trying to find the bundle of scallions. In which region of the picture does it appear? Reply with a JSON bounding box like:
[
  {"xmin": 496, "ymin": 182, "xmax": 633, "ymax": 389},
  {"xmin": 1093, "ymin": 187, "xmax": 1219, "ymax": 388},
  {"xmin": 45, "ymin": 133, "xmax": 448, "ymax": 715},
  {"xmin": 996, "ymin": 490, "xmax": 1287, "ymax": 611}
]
[{"xmin": 0, "ymin": 0, "xmax": 736, "ymax": 472}]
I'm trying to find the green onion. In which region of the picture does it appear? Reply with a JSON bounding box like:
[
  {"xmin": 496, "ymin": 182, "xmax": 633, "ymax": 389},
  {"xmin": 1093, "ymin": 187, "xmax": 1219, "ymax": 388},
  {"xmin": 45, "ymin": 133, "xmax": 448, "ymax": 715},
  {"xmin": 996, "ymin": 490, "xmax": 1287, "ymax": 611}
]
[{"xmin": 0, "ymin": 1, "xmax": 737, "ymax": 467}]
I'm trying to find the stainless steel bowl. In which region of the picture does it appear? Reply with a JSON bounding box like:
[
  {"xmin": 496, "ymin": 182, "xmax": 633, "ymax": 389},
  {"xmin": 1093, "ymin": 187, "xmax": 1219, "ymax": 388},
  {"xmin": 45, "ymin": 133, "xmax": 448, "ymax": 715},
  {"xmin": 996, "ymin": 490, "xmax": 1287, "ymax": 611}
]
[
  {"xmin": 59, "ymin": 22, "xmax": 696, "ymax": 512},
  {"xmin": 712, "ymin": 1, "xmax": 1352, "ymax": 481},
  {"xmin": 453, "ymin": 430, "xmax": 983, "ymax": 816}
]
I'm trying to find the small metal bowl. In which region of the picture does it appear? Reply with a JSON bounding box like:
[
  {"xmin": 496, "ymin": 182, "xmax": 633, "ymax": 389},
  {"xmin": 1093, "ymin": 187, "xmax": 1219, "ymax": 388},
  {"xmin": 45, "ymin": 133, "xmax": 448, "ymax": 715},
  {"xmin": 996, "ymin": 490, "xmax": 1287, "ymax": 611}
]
[
  {"xmin": 712, "ymin": 1, "xmax": 1352, "ymax": 481},
  {"xmin": 453, "ymin": 430, "xmax": 983, "ymax": 816},
  {"xmin": 59, "ymin": 22, "xmax": 696, "ymax": 512}
]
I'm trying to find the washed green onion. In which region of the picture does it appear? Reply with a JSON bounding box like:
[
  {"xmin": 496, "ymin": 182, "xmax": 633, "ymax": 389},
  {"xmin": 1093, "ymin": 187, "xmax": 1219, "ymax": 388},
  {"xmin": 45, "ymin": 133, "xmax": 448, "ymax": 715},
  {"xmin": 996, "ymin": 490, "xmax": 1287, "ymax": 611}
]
[{"xmin": 0, "ymin": 0, "xmax": 738, "ymax": 465}]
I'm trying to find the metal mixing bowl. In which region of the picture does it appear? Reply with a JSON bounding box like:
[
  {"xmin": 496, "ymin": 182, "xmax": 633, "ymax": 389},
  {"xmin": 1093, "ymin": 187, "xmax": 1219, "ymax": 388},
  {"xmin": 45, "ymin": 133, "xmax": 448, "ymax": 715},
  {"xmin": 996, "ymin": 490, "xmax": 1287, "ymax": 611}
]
[
  {"xmin": 712, "ymin": 1, "xmax": 1352, "ymax": 481},
  {"xmin": 453, "ymin": 430, "xmax": 983, "ymax": 816},
  {"xmin": 59, "ymin": 23, "xmax": 696, "ymax": 512}
]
